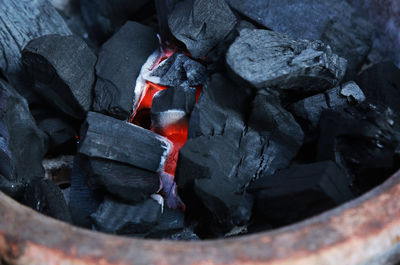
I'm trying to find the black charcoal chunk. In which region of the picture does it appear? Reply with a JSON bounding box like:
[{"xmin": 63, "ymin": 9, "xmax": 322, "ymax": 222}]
[
  {"xmin": 0, "ymin": 0, "xmax": 71, "ymax": 79},
  {"xmin": 69, "ymin": 154, "xmax": 103, "ymax": 228},
  {"xmin": 22, "ymin": 34, "xmax": 96, "ymax": 120},
  {"xmin": 79, "ymin": 112, "xmax": 171, "ymax": 172},
  {"xmin": 93, "ymin": 22, "xmax": 158, "ymax": 120},
  {"xmin": 176, "ymin": 74, "xmax": 303, "ymax": 234},
  {"xmin": 151, "ymin": 85, "xmax": 196, "ymax": 133},
  {"xmin": 145, "ymin": 208, "xmax": 185, "ymax": 238},
  {"xmin": 226, "ymin": 29, "xmax": 347, "ymax": 93},
  {"xmin": 248, "ymin": 161, "xmax": 354, "ymax": 226},
  {"xmin": 23, "ymin": 178, "xmax": 72, "ymax": 223},
  {"xmin": 38, "ymin": 118, "xmax": 77, "ymax": 154},
  {"xmin": 168, "ymin": 0, "xmax": 237, "ymax": 59},
  {"xmin": 91, "ymin": 196, "xmax": 162, "ymax": 234},
  {"xmin": 226, "ymin": 0, "xmax": 373, "ymax": 75},
  {"xmin": 85, "ymin": 158, "xmax": 159, "ymax": 203},
  {"xmin": 145, "ymin": 53, "xmax": 207, "ymax": 87},
  {"xmin": 289, "ymin": 81, "xmax": 366, "ymax": 132},
  {"xmin": 317, "ymin": 105, "xmax": 399, "ymax": 192},
  {"xmin": 80, "ymin": 0, "xmax": 152, "ymax": 42},
  {"xmin": 1, "ymin": 79, "xmax": 47, "ymax": 180},
  {"xmin": 355, "ymin": 62, "xmax": 400, "ymax": 115}
]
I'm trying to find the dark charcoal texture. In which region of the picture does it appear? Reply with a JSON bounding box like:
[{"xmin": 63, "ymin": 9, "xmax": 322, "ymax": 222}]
[
  {"xmin": 91, "ymin": 196, "xmax": 162, "ymax": 234},
  {"xmin": 79, "ymin": 112, "xmax": 171, "ymax": 172},
  {"xmin": 176, "ymin": 73, "xmax": 303, "ymax": 234},
  {"xmin": 0, "ymin": 0, "xmax": 71, "ymax": 79},
  {"xmin": 168, "ymin": 0, "xmax": 237, "ymax": 59},
  {"xmin": 226, "ymin": 0, "xmax": 373, "ymax": 75},
  {"xmin": 23, "ymin": 178, "xmax": 72, "ymax": 223},
  {"xmin": 226, "ymin": 29, "xmax": 347, "ymax": 93},
  {"xmin": 145, "ymin": 53, "xmax": 207, "ymax": 87},
  {"xmin": 151, "ymin": 85, "xmax": 196, "ymax": 133},
  {"xmin": 145, "ymin": 208, "xmax": 185, "ymax": 238},
  {"xmin": 93, "ymin": 22, "xmax": 158, "ymax": 120},
  {"xmin": 69, "ymin": 154, "xmax": 103, "ymax": 228},
  {"xmin": 80, "ymin": 0, "xmax": 152, "ymax": 42},
  {"xmin": 37, "ymin": 117, "xmax": 77, "ymax": 154},
  {"xmin": 1, "ymin": 79, "xmax": 47, "ymax": 181},
  {"xmin": 22, "ymin": 34, "xmax": 96, "ymax": 120},
  {"xmin": 85, "ymin": 157, "xmax": 160, "ymax": 203},
  {"xmin": 289, "ymin": 81, "xmax": 366, "ymax": 134},
  {"xmin": 355, "ymin": 62, "xmax": 400, "ymax": 116},
  {"xmin": 248, "ymin": 161, "xmax": 354, "ymax": 226},
  {"xmin": 317, "ymin": 105, "xmax": 399, "ymax": 192}
]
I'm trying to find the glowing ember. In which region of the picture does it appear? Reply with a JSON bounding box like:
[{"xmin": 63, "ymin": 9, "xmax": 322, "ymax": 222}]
[{"xmin": 130, "ymin": 47, "xmax": 203, "ymax": 210}]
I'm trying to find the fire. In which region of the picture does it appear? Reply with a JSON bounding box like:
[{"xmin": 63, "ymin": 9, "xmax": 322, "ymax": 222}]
[{"xmin": 130, "ymin": 48, "xmax": 202, "ymax": 210}]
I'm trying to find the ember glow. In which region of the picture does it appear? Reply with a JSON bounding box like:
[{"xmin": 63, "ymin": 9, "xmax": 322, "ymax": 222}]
[{"xmin": 130, "ymin": 48, "xmax": 202, "ymax": 210}]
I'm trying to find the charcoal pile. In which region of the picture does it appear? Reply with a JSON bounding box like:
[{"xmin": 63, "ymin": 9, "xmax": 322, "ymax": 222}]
[{"xmin": 0, "ymin": 0, "xmax": 399, "ymax": 239}]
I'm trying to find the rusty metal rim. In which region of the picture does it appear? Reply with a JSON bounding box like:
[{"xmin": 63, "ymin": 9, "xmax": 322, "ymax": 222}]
[{"xmin": 1, "ymin": 170, "xmax": 400, "ymax": 265}]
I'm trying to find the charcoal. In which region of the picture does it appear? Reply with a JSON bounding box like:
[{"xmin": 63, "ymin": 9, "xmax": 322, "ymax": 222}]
[
  {"xmin": 0, "ymin": 120, "xmax": 12, "ymax": 180},
  {"xmin": 145, "ymin": 53, "xmax": 207, "ymax": 87},
  {"xmin": 226, "ymin": 29, "xmax": 347, "ymax": 93},
  {"xmin": 1, "ymin": 79, "xmax": 47, "ymax": 181},
  {"xmin": 226, "ymin": 0, "xmax": 373, "ymax": 75},
  {"xmin": 23, "ymin": 178, "xmax": 72, "ymax": 223},
  {"xmin": 176, "ymin": 74, "xmax": 303, "ymax": 234},
  {"xmin": 0, "ymin": 0, "xmax": 71, "ymax": 80},
  {"xmin": 0, "ymin": 176, "xmax": 24, "ymax": 199},
  {"xmin": 187, "ymin": 73, "xmax": 253, "ymax": 139},
  {"xmin": 91, "ymin": 196, "xmax": 162, "ymax": 235},
  {"xmin": 93, "ymin": 22, "xmax": 158, "ymax": 120},
  {"xmin": 355, "ymin": 62, "xmax": 400, "ymax": 115},
  {"xmin": 69, "ymin": 155, "xmax": 103, "ymax": 228},
  {"xmin": 79, "ymin": 112, "xmax": 171, "ymax": 172},
  {"xmin": 80, "ymin": 0, "xmax": 152, "ymax": 42},
  {"xmin": 38, "ymin": 118, "xmax": 77, "ymax": 154},
  {"xmin": 151, "ymin": 85, "xmax": 196, "ymax": 133},
  {"xmin": 85, "ymin": 158, "xmax": 159, "ymax": 203},
  {"xmin": 159, "ymin": 172, "xmax": 184, "ymax": 209},
  {"xmin": 168, "ymin": 0, "xmax": 237, "ymax": 59},
  {"xmin": 169, "ymin": 228, "xmax": 199, "ymax": 241},
  {"xmin": 22, "ymin": 34, "xmax": 96, "ymax": 120},
  {"xmin": 289, "ymin": 81, "xmax": 366, "ymax": 132},
  {"xmin": 145, "ymin": 208, "xmax": 185, "ymax": 238},
  {"xmin": 317, "ymin": 105, "xmax": 399, "ymax": 192},
  {"xmin": 248, "ymin": 161, "xmax": 354, "ymax": 226}
]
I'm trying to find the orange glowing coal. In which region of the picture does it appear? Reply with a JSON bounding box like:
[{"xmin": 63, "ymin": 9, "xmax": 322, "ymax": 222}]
[{"xmin": 130, "ymin": 49, "xmax": 202, "ymax": 209}]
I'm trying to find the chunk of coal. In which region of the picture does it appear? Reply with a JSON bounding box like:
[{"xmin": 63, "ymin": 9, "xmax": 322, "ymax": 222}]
[
  {"xmin": 0, "ymin": 0, "xmax": 71, "ymax": 80},
  {"xmin": 80, "ymin": 0, "xmax": 152, "ymax": 42},
  {"xmin": 23, "ymin": 178, "xmax": 72, "ymax": 223},
  {"xmin": 355, "ymin": 62, "xmax": 400, "ymax": 115},
  {"xmin": 0, "ymin": 175, "xmax": 24, "ymax": 199},
  {"xmin": 1, "ymin": 79, "xmax": 47, "ymax": 180},
  {"xmin": 248, "ymin": 161, "xmax": 354, "ymax": 226},
  {"xmin": 69, "ymin": 155, "xmax": 103, "ymax": 228},
  {"xmin": 168, "ymin": 0, "xmax": 237, "ymax": 59},
  {"xmin": 93, "ymin": 22, "xmax": 158, "ymax": 120},
  {"xmin": 22, "ymin": 34, "xmax": 96, "ymax": 120},
  {"xmin": 151, "ymin": 85, "xmax": 196, "ymax": 133},
  {"xmin": 317, "ymin": 105, "xmax": 399, "ymax": 192},
  {"xmin": 91, "ymin": 196, "xmax": 162, "ymax": 235},
  {"xmin": 38, "ymin": 118, "xmax": 77, "ymax": 154},
  {"xmin": 226, "ymin": 0, "xmax": 373, "ymax": 75},
  {"xmin": 176, "ymin": 74, "xmax": 303, "ymax": 234},
  {"xmin": 289, "ymin": 81, "xmax": 366, "ymax": 132},
  {"xmin": 145, "ymin": 208, "xmax": 185, "ymax": 238},
  {"xmin": 226, "ymin": 29, "xmax": 347, "ymax": 93},
  {"xmin": 84, "ymin": 158, "xmax": 159, "ymax": 203},
  {"xmin": 145, "ymin": 53, "xmax": 207, "ymax": 87},
  {"xmin": 79, "ymin": 112, "xmax": 171, "ymax": 172}
]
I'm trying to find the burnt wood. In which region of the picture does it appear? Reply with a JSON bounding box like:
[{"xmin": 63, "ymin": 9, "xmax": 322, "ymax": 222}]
[
  {"xmin": 0, "ymin": 0, "xmax": 71, "ymax": 79},
  {"xmin": 79, "ymin": 112, "xmax": 171, "ymax": 173}
]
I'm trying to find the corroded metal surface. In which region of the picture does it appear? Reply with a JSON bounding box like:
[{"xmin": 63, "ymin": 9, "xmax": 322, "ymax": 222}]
[{"xmin": 1, "ymin": 170, "xmax": 400, "ymax": 265}]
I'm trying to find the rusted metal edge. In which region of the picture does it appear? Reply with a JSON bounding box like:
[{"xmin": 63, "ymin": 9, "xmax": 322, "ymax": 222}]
[{"xmin": 1, "ymin": 170, "xmax": 400, "ymax": 265}]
